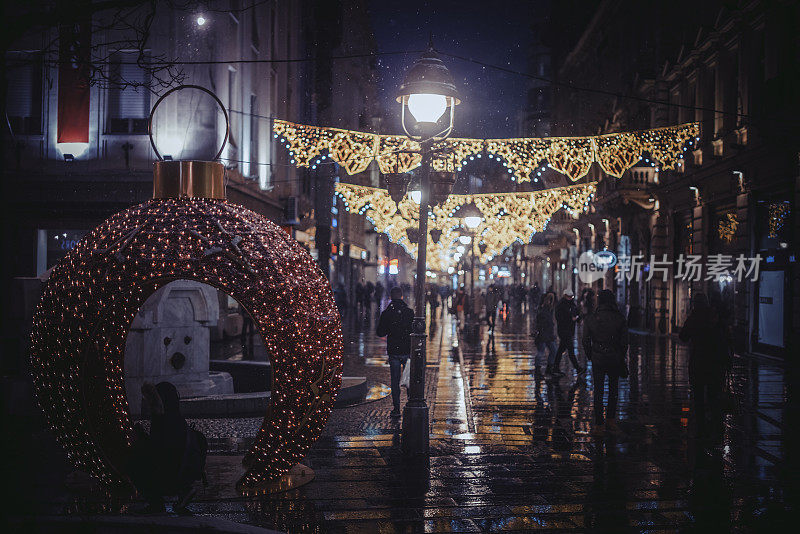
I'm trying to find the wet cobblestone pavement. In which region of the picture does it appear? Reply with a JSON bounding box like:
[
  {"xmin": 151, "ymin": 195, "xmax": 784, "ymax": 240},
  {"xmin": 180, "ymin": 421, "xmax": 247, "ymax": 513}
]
[
  {"xmin": 3, "ymin": 307, "xmax": 794, "ymax": 532},
  {"xmin": 184, "ymin": 309, "xmax": 794, "ymax": 532}
]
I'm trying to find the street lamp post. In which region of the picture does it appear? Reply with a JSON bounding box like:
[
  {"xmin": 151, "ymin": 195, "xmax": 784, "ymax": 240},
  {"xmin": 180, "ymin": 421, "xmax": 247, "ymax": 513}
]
[
  {"xmin": 456, "ymin": 203, "xmax": 483, "ymax": 321},
  {"xmin": 471, "ymin": 236, "xmax": 476, "ymax": 302},
  {"xmin": 396, "ymin": 45, "xmax": 460, "ymax": 459}
]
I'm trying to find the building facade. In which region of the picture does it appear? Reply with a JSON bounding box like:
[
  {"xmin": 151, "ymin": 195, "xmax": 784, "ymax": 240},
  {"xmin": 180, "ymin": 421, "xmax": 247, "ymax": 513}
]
[
  {"xmin": 1, "ymin": 1, "xmax": 381, "ymax": 376},
  {"xmin": 544, "ymin": 0, "xmax": 798, "ymax": 359}
]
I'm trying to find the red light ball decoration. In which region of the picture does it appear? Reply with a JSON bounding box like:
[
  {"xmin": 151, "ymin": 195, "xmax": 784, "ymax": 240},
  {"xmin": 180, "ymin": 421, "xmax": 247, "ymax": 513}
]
[{"xmin": 29, "ymin": 196, "xmax": 343, "ymax": 490}]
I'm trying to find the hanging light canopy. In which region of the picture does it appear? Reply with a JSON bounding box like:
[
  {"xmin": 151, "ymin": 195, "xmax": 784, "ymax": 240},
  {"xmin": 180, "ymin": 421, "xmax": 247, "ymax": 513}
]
[{"xmin": 397, "ymin": 43, "xmax": 461, "ymax": 140}]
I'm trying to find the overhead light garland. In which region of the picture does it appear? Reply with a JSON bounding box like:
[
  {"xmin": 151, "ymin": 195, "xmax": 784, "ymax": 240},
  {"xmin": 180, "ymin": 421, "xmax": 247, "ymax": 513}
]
[
  {"xmin": 335, "ymin": 181, "xmax": 596, "ymax": 270},
  {"xmin": 274, "ymin": 119, "xmax": 699, "ymax": 182}
]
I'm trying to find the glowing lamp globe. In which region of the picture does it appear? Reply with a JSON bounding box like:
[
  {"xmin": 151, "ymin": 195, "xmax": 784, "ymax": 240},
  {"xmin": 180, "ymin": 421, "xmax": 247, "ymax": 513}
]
[
  {"xmin": 458, "ymin": 235, "xmax": 472, "ymax": 245},
  {"xmin": 407, "ymin": 93, "xmax": 448, "ymax": 123},
  {"xmin": 409, "ymin": 190, "xmax": 422, "ymax": 204},
  {"xmin": 396, "ymin": 45, "xmax": 460, "ymax": 138}
]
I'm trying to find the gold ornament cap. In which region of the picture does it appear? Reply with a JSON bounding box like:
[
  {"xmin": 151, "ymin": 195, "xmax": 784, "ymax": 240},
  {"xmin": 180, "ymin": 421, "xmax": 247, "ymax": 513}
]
[{"xmin": 153, "ymin": 160, "xmax": 225, "ymax": 199}]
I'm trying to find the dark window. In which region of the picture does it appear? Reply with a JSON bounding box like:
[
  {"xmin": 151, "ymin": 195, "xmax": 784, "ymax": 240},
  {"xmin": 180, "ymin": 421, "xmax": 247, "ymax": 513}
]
[
  {"xmin": 5, "ymin": 52, "xmax": 43, "ymax": 135},
  {"xmin": 249, "ymin": 94, "xmax": 258, "ymax": 176},
  {"xmin": 251, "ymin": 3, "xmax": 260, "ymax": 51},
  {"xmin": 107, "ymin": 52, "xmax": 150, "ymax": 134}
]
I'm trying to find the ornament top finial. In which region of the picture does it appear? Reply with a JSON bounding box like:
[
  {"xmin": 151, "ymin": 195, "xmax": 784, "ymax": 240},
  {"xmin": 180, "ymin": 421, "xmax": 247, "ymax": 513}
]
[{"xmin": 153, "ymin": 160, "xmax": 225, "ymax": 199}]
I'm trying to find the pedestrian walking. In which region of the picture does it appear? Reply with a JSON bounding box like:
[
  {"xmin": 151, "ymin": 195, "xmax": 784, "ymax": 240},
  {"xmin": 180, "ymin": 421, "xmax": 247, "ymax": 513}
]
[
  {"xmin": 374, "ymin": 282, "xmax": 384, "ymax": 310},
  {"xmin": 240, "ymin": 307, "xmax": 254, "ymax": 359},
  {"xmin": 485, "ymin": 284, "xmax": 501, "ymax": 333},
  {"xmin": 333, "ymin": 283, "xmax": 348, "ymax": 318},
  {"xmin": 426, "ymin": 284, "xmax": 439, "ymax": 318},
  {"xmin": 582, "ymin": 289, "xmax": 628, "ymax": 435},
  {"xmin": 582, "ymin": 288, "xmax": 596, "ymax": 317},
  {"xmin": 679, "ymin": 292, "xmax": 732, "ymax": 438},
  {"xmin": 453, "ymin": 286, "xmax": 467, "ymax": 323},
  {"xmin": 529, "ymin": 283, "xmax": 541, "ymax": 314},
  {"xmin": 534, "ymin": 293, "xmax": 558, "ymax": 376},
  {"xmin": 365, "ymin": 281, "xmax": 374, "ymax": 312},
  {"xmin": 554, "ymin": 289, "xmax": 586, "ymax": 376},
  {"xmin": 376, "ymin": 286, "xmax": 414, "ymax": 418},
  {"xmin": 355, "ymin": 282, "xmax": 365, "ymax": 312},
  {"xmin": 439, "ymin": 284, "xmax": 451, "ymax": 318}
]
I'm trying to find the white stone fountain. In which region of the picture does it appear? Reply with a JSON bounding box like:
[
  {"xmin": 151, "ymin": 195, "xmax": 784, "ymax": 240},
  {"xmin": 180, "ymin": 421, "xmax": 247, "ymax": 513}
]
[{"xmin": 124, "ymin": 280, "xmax": 233, "ymax": 415}]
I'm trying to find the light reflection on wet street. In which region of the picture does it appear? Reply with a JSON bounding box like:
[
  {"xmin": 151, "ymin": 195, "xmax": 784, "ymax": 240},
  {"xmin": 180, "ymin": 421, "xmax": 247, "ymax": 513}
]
[{"xmin": 188, "ymin": 307, "xmax": 793, "ymax": 532}]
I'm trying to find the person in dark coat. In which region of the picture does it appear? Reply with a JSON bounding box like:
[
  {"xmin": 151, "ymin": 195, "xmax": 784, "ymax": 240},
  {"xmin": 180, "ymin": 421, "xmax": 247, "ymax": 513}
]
[
  {"xmin": 679, "ymin": 292, "xmax": 731, "ymax": 436},
  {"xmin": 333, "ymin": 283, "xmax": 348, "ymax": 317},
  {"xmin": 583, "ymin": 290, "xmax": 628, "ymax": 435},
  {"xmin": 554, "ymin": 289, "xmax": 586, "ymax": 376},
  {"xmin": 582, "ymin": 288, "xmax": 595, "ymax": 317},
  {"xmin": 426, "ymin": 285, "xmax": 440, "ymax": 318},
  {"xmin": 529, "ymin": 283, "xmax": 541, "ymax": 314},
  {"xmin": 376, "ymin": 286, "xmax": 415, "ymax": 417},
  {"xmin": 484, "ymin": 284, "xmax": 501, "ymax": 333},
  {"xmin": 374, "ymin": 282, "xmax": 384, "ymax": 309},
  {"xmin": 534, "ymin": 293, "xmax": 558, "ymax": 375},
  {"xmin": 128, "ymin": 382, "xmax": 206, "ymax": 513},
  {"xmin": 355, "ymin": 282, "xmax": 365, "ymax": 312},
  {"xmin": 365, "ymin": 281, "xmax": 374, "ymax": 312}
]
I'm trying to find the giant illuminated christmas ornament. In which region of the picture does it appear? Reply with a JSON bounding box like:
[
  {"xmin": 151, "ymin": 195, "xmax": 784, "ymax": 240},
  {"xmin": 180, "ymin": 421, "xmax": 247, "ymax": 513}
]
[
  {"xmin": 274, "ymin": 119, "xmax": 699, "ymax": 183},
  {"xmin": 28, "ymin": 86, "xmax": 343, "ymax": 493},
  {"xmin": 335, "ymin": 181, "xmax": 596, "ymax": 270}
]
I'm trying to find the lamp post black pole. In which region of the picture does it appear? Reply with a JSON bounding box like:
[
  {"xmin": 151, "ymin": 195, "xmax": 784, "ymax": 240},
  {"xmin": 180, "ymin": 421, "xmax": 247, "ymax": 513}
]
[
  {"xmin": 470, "ymin": 234, "xmax": 476, "ymax": 316},
  {"xmin": 402, "ymin": 139, "xmax": 432, "ymax": 460}
]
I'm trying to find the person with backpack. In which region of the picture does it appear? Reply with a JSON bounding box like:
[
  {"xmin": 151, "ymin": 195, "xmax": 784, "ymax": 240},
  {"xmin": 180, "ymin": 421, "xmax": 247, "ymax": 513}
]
[
  {"xmin": 582, "ymin": 290, "xmax": 628, "ymax": 435},
  {"xmin": 376, "ymin": 286, "xmax": 415, "ymax": 418},
  {"xmin": 128, "ymin": 381, "xmax": 207, "ymax": 513}
]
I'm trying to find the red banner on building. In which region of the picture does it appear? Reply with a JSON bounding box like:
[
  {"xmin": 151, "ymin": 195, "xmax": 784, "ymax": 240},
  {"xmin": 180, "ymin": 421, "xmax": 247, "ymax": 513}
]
[{"xmin": 57, "ymin": 22, "xmax": 91, "ymax": 143}]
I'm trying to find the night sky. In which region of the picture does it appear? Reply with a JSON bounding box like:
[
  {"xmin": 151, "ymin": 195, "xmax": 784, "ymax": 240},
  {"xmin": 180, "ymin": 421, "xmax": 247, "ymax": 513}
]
[{"xmin": 369, "ymin": 0, "xmax": 538, "ymax": 139}]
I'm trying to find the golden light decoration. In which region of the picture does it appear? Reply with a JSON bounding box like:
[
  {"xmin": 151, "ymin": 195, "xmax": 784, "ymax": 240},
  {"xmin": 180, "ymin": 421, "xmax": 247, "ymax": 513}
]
[
  {"xmin": 717, "ymin": 212, "xmax": 739, "ymax": 244},
  {"xmin": 274, "ymin": 119, "xmax": 699, "ymax": 182},
  {"xmin": 29, "ymin": 188, "xmax": 343, "ymax": 491},
  {"xmin": 768, "ymin": 202, "xmax": 790, "ymax": 238},
  {"xmin": 335, "ymin": 181, "xmax": 596, "ymax": 270}
]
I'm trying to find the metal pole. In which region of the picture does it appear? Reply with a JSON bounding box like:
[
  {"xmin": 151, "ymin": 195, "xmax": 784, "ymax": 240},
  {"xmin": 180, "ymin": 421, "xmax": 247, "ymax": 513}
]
[
  {"xmin": 470, "ymin": 234, "xmax": 475, "ymax": 318},
  {"xmin": 402, "ymin": 139, "xmax": 431, "ymax": 460}
]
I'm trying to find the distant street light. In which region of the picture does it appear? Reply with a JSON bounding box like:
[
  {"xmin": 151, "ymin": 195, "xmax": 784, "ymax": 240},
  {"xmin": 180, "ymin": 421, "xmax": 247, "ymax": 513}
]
[
  {"xmin": 464, "ymin": 215, "xmax": 481, "ymax": 229},
  {"xmin": 196, "ymin": 16, "xmax": 207, "ymax": 26},
  {"xmin": 396, "ymin": 42, "xmax": 460, "ymax": 461},
  {"xmin": 454, "ymin": 202, "xmax": 483, "ymax": 317}
]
